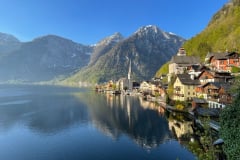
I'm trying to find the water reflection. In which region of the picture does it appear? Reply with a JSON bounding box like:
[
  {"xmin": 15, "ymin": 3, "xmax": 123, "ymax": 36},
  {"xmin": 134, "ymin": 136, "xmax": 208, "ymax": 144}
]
[
  {"xmin": 0, "ymin": 85, "xmax": 172, "ymax": 147},
  {"xmin": 0, "ymin": 85, "xmax": 196, "ymax": 160},
  {"xmin": 167, "ymin": 112, "xmax": 194, "ymax": 147},
  {"xmin": 75, "ymin": 92, "xmax": 173, "ymax": 149},
  {"xmin": 0, "ymin": 85, "xmax": 89, "ymax": 134}
]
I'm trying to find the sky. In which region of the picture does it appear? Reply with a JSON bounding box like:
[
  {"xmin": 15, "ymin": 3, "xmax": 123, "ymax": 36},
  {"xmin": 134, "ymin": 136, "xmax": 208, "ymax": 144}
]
[{"xmin": 0, "ymin": 0, "xmax": 228, "ymax": 45}]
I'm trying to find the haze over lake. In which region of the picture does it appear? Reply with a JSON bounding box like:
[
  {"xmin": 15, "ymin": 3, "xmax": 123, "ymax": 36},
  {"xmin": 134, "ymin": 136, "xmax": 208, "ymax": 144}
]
[{"xmin": 0, "ymin": 85, "xmax": 195, "ymax": 160}]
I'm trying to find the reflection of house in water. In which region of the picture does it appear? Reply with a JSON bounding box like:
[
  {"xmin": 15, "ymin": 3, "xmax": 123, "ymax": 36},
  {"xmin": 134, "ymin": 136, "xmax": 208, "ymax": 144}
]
[
  {"xmin": 139, "ymin": 96, "xmax": 156, "ymax": 109},
  {"xmin": 138, "ymin": 97, "xmax": 165, "ymax": 116},
  {"xmin": 168, "ymin": 119, "xmax": 193, "ymax": 139},
  {"xmin": 106, "ymin": 93, "xmax": 114, "ymax": 108},
  {"xmin": 88, "ymin": 95, "xmax": 172, "ymax": 149}
]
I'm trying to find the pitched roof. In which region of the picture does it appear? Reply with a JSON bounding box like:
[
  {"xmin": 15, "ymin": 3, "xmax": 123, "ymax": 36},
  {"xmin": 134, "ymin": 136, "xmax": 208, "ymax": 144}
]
[
  {"xmin": 197, "ymin": 82, "xmax": 231, "ymax": 91},
  {"xmin": 219, "ymin": 83, "xmax": 231, "ymax": 92},
  {"xmin": 208, "ymin": 52, "xmax": 240, "ymax": 60},
  {"xmin": 176, "ymin": 74, "xmax": 200, "ymax": 85},
  {"xmin": 170, "ymin": 55, "xmax": 200, "ymax": 64}
]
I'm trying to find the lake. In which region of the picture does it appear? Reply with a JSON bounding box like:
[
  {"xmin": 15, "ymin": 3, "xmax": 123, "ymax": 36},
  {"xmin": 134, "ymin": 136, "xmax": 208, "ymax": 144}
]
[{"xmin": 0, "ymin": 85, "xmax": 196, "ymax": 160}]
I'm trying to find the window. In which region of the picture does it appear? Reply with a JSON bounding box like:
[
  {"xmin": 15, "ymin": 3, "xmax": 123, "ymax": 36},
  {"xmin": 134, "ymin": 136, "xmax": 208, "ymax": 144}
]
[
  {"xmin": 193, "ymin": 92, "xmax": 195, "ymax": 95},
  {"xmin": 233, "ymin": 59, "xmax": 238, "ymax": 63},
  {"xmin": 188, "ymin": 92, "xmax": 190, "ymax": 95}
]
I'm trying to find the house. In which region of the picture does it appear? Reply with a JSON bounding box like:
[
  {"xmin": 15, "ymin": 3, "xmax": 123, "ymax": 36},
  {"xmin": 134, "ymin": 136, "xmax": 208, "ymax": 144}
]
[
  {"xmin": 173, "ymin": 74, "xmax": 200, "ymax": 101},
  {"xmin": 195, "ymin": 82, "xmax": 221, "ymax": 99},
  {"xmin": 197, "ymin": 70, "xmax": 215, "ymax": 84},
  {"xmin": 169, "ymin": 48, "xmax": 200, "ymax": 75},
  {"xmin": 191, "ymin": 97, "xmax": 208, "ymax": 110},
  {"xmin": 116, "ymin": 78, "xmax": 128, "ymax": 91},
  {"xmin": 197, "ymin": 70, "xmax": 234, "ymax": 84},
  {"xmin": 213, "ymin": 71, "xmax": 234, "ymax": 83},
  {"xmin": 150, "ymin": 81, "xmax": 166, "ymax": 98},
  {"xmin": 195, "ymin": 82, "xmax": 232, "ymax": 108},
  {"xmin": 206, "ymin": 52, "xmax": 240, "ymax": 72},
  {"xmin": 218, "ymin": 84, "xmax": 232, "ymax": 106},
  {"xmin": 139, "ymin": 81, "xmax": 151, "ymax": 94},
  {"xmin": 187, "ymin": 64, "xmax": 203, "ymax": 78}
]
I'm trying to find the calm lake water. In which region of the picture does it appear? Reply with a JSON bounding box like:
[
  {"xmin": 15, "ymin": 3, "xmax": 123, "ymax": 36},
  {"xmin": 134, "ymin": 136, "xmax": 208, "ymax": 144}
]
[{"xmin": 0, "ymin": 85, "xmax": 196, "ymax": 160}]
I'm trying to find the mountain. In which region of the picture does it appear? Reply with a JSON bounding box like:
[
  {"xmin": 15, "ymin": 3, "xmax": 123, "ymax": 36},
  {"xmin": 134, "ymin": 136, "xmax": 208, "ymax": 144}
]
[
  {"xmin": 0, "ymin": 32, "xmax": 21, "ymax": 55},
  {"xmin": 0, "ymin": 35, "xmax": 92, "ymax": 82},
  {"xmin": 89, "ymin": 32, "xmax": 124, "ymax": 66},
  {"xmin": 64, "ymin": 25, "xmax": 185, "ymax": 84},
  {"xmin": 183, "ymin": 0, "xmax": 240, "ymax": 60}
]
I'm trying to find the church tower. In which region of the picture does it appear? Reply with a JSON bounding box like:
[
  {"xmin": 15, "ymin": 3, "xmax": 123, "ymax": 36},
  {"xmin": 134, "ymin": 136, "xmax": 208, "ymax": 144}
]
[
  {"xmin": 127, "ymin": 60, "xmax": 132, "ymax": 90},
  {"xmin": 177, "ymin": 47, "xmax": 186, "ymax": 56}
]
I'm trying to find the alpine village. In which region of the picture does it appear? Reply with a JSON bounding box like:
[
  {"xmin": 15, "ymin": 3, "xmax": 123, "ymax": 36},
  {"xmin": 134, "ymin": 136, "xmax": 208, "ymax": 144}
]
[
  {"xmin": 94, "ymin": 1, "xmax": 240, "ymax": 159},
  {"xmin": 0, "ymin": 1, "xmax": 240, "ymax": 160}
]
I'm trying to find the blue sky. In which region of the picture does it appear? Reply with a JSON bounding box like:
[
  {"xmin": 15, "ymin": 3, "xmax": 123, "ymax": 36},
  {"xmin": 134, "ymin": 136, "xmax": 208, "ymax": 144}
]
[{"xmin": 0, "ymin": 0, "xmax": 227, "ymax": 44}]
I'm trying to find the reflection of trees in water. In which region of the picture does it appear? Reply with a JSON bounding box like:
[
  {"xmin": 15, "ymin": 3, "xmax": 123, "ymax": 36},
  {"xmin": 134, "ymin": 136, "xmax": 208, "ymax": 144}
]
[
  {"xmin": 77, "ymin": 93, "xmax": 173, "ymax": 149},
  {"xmin": 167, "ymin": 112, "xmax": 224, "ymax": 160}
]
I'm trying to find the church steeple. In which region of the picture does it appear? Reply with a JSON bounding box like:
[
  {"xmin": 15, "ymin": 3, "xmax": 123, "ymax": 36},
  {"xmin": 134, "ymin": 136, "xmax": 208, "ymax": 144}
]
[
  {"xmin": 128, "ymin": 60, "xmax": 131, "ymax": 80},
  {"xmin": 127, "ymin": 60, "xmax": 132, "ymax": 90}
]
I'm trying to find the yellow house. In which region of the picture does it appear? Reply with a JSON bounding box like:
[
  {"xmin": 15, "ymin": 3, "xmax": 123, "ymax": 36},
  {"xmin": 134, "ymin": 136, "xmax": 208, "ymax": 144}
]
[{"xmin": 173, "ymin": 74, "xmax": 200, "ymax": 101}]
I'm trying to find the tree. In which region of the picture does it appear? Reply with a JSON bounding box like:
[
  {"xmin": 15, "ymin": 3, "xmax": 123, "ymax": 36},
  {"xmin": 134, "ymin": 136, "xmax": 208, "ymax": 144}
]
[
  {"xmin": 219, "ymin": 75, "xmax": 240, "ymax": 159},
  {"xmin": 220, "ymin": 91, "xmax": 240, "ymax": 159},
  {"xmin": 167, "ymin": 74, "xmax": 176, "ymax": 98}
]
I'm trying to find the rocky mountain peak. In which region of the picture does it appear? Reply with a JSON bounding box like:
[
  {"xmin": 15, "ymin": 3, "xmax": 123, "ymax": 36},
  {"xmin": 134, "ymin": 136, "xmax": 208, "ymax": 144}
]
[
  {"xmin": 134, "ymin": 25, "xmax": 161, "ymax": 36},
  {"xmin": 133, "ymin": 25, "xmax": 181, "ymax": 41},
  {"xmin": 89, "ymin": 32, "xmax": 124, "ymax": 66},
  {"xmin": 96, "ymin": 32, "xmax": 124, "ymax": 46},
  {"xmin": 71, "ymin": 25, "xmax": 185, "ymax": 83}
]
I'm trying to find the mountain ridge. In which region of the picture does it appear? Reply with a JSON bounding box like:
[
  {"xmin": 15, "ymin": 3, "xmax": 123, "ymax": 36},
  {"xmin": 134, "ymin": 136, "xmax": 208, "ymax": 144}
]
[
  {"xmin": 63, "ymin": 25, "xmax": 185, "ymax": 84},
  {"xmin": 0, "ymin": 25, "xmax": 185, "ymax": 84},
  {"xmin": 0, "ymin": 34, "xmax": 92, "ymax": 82}
]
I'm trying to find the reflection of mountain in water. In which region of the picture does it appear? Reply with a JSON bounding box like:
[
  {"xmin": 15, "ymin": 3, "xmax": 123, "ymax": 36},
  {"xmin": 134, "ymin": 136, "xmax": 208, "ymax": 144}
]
[
  {"xmin": 0, "ymin": 85, "xmax": 172, "ymax": 148},
  {"xmin": 75, "ymin": 92, "xmax": 173, "ymax": 149},
  {"xmin": 0, "ymin": 86, "xmax": 89, "ymax": 134}
]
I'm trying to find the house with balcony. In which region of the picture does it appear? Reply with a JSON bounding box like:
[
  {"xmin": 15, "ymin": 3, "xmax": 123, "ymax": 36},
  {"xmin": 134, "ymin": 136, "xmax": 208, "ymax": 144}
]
[
  {"xmin": 195, "ymin": 82, "xmax": 232, "ymax": 108},
  {"xmin": 206, "ymin": 51, "xmax": 240, "ymax": 72},
  {"xmin": 173, "ymin": 74, "xmax": 200, "ymax": 101},
  {"xmin": 197, "ymin": 70, "xmax": 234, "ymax": 84},
  {"xmin": 197, "ymin": 70, "xmax": 215, "ymax": 84}
]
